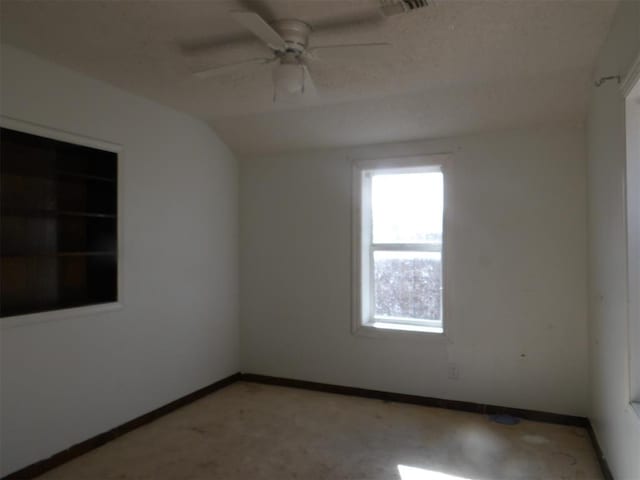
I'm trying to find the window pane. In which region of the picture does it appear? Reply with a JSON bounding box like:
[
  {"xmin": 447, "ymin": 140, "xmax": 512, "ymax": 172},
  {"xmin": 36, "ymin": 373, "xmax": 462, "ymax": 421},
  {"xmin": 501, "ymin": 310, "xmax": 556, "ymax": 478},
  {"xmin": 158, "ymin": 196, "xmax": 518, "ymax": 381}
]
[
  {"xmin": 374, "ymin": 250, "xmax": 441, "ymax": 322},
  {"xmin": 371, "ymin": 171, "xmax": 442, "ymax": 244}
]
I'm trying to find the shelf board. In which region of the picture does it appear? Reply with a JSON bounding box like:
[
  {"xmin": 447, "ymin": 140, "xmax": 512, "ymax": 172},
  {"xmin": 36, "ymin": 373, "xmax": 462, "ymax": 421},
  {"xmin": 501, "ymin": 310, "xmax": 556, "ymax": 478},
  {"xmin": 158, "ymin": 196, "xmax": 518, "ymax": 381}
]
[
  {"xmin": 1, "ymin": 208, "xmax": 116, "ymax": 219},
  {"xmin": 2, "ymin": 252, "xmax": 116, "ymax": 259},
  {"xmin": 59, "ymin": 251, "xmax": 116, "ymax": 257},
  {"xmin": 56, "ymin": 171, "xmax": 116, "ymax": 183},
  {"xmin": 1, "ymin": 170, "xmax": 116, "ymax": 183}
]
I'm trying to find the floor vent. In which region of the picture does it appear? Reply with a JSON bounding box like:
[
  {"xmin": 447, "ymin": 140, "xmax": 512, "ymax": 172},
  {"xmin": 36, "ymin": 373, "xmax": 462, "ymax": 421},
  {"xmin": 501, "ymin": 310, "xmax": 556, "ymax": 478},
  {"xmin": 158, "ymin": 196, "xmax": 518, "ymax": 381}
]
[{"xmin": 489, "ymin": 414, "xmax": 521, "ymax": 426}]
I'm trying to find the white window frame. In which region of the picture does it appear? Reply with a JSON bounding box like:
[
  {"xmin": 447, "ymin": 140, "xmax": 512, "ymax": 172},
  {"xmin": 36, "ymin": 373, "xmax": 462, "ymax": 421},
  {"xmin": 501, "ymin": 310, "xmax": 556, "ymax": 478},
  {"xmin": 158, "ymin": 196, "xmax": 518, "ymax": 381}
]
[
  {"xmin": 623, "ymin": 55, "xmax": 640, "ymax": 413},
  {"xmin": 352, "ymin": 154, "xmax": 451, "ymax": 338}
]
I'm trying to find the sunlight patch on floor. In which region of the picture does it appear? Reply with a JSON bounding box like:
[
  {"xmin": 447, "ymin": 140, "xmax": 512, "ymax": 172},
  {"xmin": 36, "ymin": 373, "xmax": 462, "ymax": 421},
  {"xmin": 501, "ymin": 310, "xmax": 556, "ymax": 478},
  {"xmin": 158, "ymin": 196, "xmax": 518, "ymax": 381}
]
[{"xmin": 398, "ymin": 465, "xmax": 474, "ymax": 480}]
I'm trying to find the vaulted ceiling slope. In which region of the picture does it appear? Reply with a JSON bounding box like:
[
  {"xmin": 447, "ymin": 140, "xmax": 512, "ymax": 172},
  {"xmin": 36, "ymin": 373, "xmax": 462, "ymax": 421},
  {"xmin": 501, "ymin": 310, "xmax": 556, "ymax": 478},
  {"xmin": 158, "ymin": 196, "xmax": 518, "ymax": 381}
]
[{"xmin": 0, "ymin": 0, "xmax": 617, "ymax": 155}]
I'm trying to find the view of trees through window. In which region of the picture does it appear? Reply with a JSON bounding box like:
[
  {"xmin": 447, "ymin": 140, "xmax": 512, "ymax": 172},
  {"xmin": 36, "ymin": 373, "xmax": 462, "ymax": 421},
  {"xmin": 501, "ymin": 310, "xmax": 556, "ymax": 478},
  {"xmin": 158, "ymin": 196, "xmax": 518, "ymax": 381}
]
[
  {"xmin": 370, "ymin": 171, "xmax": 443, "ymax": 322},
  {"xmin": 374, "ymin": 251, "xmax": 441, "ymax": 321}
]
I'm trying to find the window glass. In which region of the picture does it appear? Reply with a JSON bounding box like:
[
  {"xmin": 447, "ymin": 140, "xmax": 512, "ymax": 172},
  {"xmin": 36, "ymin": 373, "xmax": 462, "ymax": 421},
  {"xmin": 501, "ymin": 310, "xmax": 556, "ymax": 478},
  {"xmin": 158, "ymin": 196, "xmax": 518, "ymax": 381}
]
[
  {"xmin": 373, "ymin": 250, "xmax": 442, "ymax": 321},
  {"xmin": 371, "ymin": 172, "xmax": 443, "ymax": 244}
]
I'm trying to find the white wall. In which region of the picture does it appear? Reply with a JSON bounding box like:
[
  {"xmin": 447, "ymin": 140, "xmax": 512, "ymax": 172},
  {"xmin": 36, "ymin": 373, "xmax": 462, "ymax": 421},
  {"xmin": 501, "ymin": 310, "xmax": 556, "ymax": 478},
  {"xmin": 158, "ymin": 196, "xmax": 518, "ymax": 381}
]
[
  {"xmin": 586, "ymin": 1, "xmax": 640, "ymax": 478},
  {"xmin": 0, "ymin": 45, "xmax": 239, "ymax": 477},
  {"xmin": 240, "ymin": 125, "xmax": 589, "ymax": 417}
]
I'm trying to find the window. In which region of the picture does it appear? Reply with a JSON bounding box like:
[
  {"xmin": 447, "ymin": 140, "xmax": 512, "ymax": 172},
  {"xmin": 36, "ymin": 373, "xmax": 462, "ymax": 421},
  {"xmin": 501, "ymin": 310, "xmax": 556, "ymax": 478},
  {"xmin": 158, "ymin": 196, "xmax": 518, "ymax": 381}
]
[
  {"xmin": 353, "ymin": 155, "xmax": 449, "ymax": 335},
  {"xmin": 624, "ymin": 58, "xmax": 640, "ymax": 408},
  {"xmin": 0, "ymin": 124, "xmax": 119, "ymax": 319}
]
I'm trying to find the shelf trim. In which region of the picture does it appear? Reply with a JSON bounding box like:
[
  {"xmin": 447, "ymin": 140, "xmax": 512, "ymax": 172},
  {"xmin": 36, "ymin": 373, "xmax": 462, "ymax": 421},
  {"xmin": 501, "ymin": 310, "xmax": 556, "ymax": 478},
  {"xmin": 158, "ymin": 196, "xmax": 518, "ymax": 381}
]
[
  {"xmin": 1, "ymin": 302, "xmax": 122, "ymax": 330},
  {"xmin": 0, "ymin": 115, "xmax": 124, "ymax": 327},
  {"xmin": 0, "ymin": 116, "xmax": 122, "ymax": 153}
]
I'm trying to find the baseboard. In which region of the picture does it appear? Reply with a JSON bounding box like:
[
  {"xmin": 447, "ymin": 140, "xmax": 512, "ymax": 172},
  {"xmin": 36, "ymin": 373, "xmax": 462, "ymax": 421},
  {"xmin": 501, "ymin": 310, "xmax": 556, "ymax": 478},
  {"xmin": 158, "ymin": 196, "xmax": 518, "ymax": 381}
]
[
  {"xmin": 586, "ymin": 421, "xmax": 615, "ymax": 480},
  {"xmin": 2, "ymin": 372, "xmax": 241, "ymax": 480},
  {"xmin": 240, "ymin": 373, "xmax": 589, "ymax": 427}
]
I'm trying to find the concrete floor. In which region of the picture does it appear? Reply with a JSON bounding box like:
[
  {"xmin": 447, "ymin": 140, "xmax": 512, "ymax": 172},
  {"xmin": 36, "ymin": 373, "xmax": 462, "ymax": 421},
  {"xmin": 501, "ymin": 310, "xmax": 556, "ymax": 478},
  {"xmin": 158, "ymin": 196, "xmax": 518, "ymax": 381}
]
[{"xmin": 39, "ymin": 382, "xmax": 602, "ymax": 480}]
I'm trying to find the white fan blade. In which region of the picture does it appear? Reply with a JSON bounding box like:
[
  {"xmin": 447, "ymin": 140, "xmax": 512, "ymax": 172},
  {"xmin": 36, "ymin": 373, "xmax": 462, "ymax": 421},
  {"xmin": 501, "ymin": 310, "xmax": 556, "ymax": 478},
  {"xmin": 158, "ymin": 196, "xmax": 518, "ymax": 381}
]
[
  {"xmin": 193, "ymin": 57, "xmax": 274, "ymax": 78},
  {"xmin": 230, "ymin": 10, "xmax": 287, "ymax": 52},
  {"xmin": 302, "ymin": 64, "xmax": 317, "ymax": 98},
  {"xmin": 307, "ymin": 42, "xmax": 391, "ymax": 58}
]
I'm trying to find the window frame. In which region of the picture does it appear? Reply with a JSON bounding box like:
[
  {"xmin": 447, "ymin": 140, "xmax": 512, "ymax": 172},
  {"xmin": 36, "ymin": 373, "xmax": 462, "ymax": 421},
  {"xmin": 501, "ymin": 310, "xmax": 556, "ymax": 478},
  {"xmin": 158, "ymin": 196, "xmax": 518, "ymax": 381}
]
[
  {"xmin": 623, "ymin": 56, "xmax": 640, "ymax": 410},
  {"xmin": 352, "ymin": 154, "xmax": 451, "ymax": 338}
]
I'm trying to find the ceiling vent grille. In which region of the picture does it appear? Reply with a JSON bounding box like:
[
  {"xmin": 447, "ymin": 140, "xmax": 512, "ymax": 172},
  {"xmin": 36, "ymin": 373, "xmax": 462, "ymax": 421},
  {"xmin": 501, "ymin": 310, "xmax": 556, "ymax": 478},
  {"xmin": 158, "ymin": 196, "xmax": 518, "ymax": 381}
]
[{"xmin": 380, "ymin": 0, "xmax": 428, "ymax": 17}]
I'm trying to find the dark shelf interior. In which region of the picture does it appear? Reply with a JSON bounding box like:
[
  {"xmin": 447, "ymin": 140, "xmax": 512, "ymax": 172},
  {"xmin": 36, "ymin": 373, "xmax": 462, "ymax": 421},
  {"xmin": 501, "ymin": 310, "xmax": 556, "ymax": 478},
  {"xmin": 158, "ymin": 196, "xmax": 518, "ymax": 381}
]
[
  {"xmin": 2, "ymin": 208, "xmax": 117, "ymax": 218},
  {"xmin": 1, "ymin": 127, "xmax": 118, "ymax": 318}
]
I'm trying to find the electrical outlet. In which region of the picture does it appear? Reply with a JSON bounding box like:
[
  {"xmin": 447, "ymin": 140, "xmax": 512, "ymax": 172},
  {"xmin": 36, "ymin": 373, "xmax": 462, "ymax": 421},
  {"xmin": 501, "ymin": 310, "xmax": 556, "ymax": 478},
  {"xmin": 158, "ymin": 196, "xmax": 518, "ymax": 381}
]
[{"xmin": 447, "ymin": 364, "xmax": 460, "ymax": 380}]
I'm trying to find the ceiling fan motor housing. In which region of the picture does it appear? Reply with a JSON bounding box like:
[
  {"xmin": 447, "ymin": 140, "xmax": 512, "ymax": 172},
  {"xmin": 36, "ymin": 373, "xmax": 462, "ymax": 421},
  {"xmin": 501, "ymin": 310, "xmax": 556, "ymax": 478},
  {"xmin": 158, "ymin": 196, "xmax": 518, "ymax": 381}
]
[{"xmin": 272, "ymin": 20, "xmax": 311, "ymax": 54}]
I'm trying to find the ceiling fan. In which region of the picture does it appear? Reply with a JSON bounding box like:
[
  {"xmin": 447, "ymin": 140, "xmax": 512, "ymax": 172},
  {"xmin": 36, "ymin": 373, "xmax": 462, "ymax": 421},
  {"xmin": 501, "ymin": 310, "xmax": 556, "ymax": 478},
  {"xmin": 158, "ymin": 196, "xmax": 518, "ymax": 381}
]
[{"xmin": 192, "ymin": 10, "xmax": 391, "ymax": 102}]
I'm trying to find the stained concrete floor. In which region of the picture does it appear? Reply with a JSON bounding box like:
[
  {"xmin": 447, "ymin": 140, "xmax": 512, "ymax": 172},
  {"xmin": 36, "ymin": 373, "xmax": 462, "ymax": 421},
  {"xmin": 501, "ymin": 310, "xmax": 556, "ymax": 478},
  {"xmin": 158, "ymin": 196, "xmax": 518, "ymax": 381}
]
[{"xmin": 39, "ymin": 382, "xmax": 602, "ymax": 480}]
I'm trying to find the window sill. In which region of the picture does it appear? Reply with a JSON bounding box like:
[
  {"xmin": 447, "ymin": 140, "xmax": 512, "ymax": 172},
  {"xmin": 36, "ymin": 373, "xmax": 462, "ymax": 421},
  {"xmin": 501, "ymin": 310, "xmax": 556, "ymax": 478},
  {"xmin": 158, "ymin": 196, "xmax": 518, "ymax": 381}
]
[
  {"xmin": 1, "ymin": 302, "xmax": 122, "ymax": 330},
  {"xmin": 353, "ymin": 322, "xmax": 449, "ymax": 342},
  {"xmin": 369, "ymin": 321, "xmax": 443, "ymax": 333}
]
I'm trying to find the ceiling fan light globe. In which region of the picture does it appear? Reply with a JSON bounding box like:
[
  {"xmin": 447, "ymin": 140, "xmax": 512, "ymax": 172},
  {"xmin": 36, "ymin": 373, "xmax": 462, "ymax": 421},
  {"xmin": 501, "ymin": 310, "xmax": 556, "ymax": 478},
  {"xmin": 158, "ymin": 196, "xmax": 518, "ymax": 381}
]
[{"xmin": 274, "ymin": 62, "xmax": 304, "ymax": 95}]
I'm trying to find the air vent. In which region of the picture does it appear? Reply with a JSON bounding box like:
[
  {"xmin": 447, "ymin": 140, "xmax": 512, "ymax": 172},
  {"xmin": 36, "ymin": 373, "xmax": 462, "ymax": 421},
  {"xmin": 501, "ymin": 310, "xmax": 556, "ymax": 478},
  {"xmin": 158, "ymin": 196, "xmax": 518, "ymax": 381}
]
[{"xmin": 380, "ymin": 0, "xmax": 428, "ymax": 17}]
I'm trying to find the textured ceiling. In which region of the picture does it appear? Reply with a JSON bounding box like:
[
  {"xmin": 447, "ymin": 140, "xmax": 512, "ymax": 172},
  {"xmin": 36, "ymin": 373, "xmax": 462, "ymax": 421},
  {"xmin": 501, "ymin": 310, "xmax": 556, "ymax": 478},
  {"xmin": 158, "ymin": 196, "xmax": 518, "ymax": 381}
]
[{"xmin": 0, "ymin": 0, "xmax": 617, "ymax": 155}]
